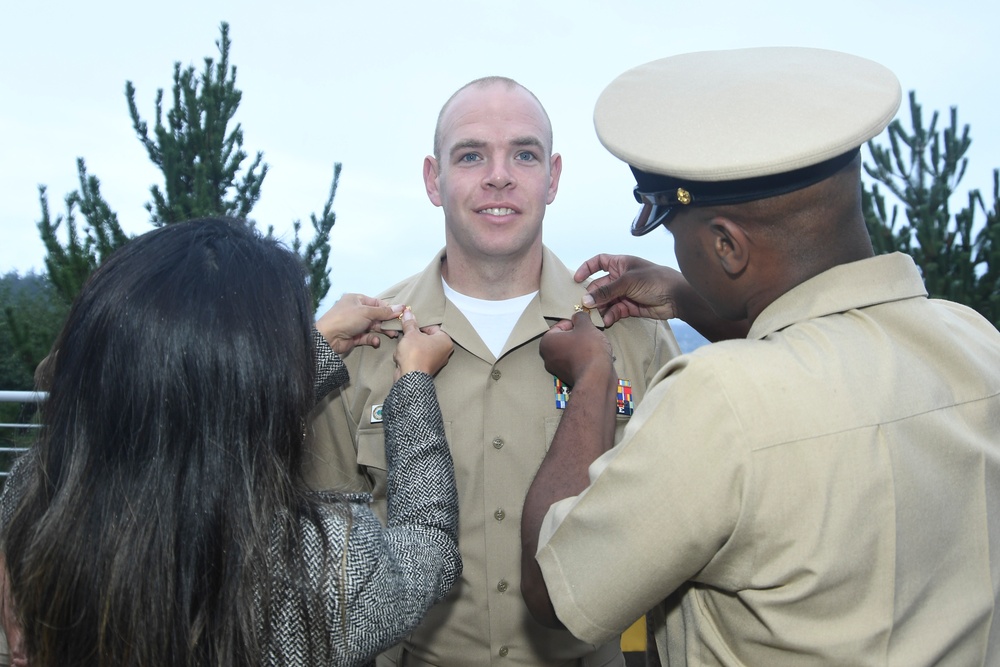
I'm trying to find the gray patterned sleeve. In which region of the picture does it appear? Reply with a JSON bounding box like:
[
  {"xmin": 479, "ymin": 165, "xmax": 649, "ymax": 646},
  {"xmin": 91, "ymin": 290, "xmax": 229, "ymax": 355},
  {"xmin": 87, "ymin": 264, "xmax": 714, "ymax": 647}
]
[
  {"xmin": 332, "ymin": 371, "xmax": 460, "ymax": 660},
  {"xmin": 0, "ymin": 454, "xmax": 32, "ymax": 539},
  {"xmin": 380, "ymin": 370, "xmax": 460, "ymax": 579},
  {"xmin": 266, "ymin": 370, "xmax": 460, "ymax": 665},
  {"xmin": 313, "ymin": 329, "xmax": 350, "ymax": 402}
]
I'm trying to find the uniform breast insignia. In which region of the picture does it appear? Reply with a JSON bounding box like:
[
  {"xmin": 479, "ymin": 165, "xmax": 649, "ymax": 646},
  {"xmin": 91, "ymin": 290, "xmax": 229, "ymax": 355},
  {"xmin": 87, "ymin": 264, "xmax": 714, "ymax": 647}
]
[
  {"xmin": 370, "ymin": 404, "xmax": 384, "ymax": 424},
  {"xmin": 616, "ymin": 379, "xmax": 634, "ymax": 416},
  {"xmin": 554, "ymin": 377, "xmax": 570, "ymax": 409},
  {"xmin": 553, "ymin": 376, "xmax": 634, "ymax": 416}
]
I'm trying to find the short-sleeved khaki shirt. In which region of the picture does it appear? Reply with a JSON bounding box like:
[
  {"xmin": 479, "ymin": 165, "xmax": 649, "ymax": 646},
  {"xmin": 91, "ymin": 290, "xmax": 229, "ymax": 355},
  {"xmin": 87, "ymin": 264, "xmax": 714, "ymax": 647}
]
[
  {"xmin": 537, "ymin": 252, "xmax": 1000, "ymax": 666},
  {"xmin": 306, "ymin": 246, "xmax": 679, "ymax": 666}
]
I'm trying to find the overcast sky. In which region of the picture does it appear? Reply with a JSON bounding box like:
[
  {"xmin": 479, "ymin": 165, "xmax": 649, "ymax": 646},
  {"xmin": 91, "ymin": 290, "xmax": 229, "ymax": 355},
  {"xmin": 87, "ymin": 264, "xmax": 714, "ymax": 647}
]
[{"xmin": 3, "ymin": 0, "xmax": 997, "ymax": 312}]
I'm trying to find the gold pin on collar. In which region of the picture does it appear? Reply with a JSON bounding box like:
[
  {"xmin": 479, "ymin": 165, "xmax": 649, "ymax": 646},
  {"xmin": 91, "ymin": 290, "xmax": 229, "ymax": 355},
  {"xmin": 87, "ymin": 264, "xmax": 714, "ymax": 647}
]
[{"xmin": 574, "ymin": 303, "xmax": 591, "ymax": 314}]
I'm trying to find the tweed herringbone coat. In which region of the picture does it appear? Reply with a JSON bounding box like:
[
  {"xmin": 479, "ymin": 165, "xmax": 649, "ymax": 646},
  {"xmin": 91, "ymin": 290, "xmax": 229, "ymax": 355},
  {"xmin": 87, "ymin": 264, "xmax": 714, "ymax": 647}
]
[{"xmin": 0, "ymin": 333, "xmax": 461, "ymax": 667}]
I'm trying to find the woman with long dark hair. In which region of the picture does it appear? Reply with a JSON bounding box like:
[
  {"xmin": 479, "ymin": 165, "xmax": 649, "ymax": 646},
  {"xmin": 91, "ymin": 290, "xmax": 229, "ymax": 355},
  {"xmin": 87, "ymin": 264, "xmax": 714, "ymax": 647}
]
[{"xmin": 0, "ymin": 218, "xmax": 460, "ymax": 666}]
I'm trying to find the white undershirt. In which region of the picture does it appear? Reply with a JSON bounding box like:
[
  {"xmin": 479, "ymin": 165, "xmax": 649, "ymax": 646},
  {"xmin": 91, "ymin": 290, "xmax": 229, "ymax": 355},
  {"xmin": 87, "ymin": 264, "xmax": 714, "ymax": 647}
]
[{"xmin": 442, "ymin": 278, "xmax": 537, "ymax": 358}]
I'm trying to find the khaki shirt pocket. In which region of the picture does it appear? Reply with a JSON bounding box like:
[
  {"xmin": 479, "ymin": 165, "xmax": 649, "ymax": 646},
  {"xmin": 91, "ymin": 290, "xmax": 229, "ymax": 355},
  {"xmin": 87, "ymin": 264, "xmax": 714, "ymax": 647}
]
[{"xmin": 357, "ymin": 427, "xmax": 388, "ymax": 471}]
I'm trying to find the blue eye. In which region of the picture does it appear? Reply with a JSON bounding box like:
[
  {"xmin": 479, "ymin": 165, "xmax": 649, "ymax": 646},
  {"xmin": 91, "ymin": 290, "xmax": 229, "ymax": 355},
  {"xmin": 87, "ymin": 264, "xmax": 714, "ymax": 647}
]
[
  {"xmin": 459, "ymin": 153, "xmax": 481, "ymax": 163},
  {"xmin": 515, "ymin": 151, "xmax": 536, "ymax": 161}
]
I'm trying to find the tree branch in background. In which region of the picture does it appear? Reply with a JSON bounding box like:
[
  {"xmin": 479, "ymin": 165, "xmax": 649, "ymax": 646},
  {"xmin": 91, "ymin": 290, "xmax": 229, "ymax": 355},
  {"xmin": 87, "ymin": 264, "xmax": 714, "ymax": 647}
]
[{"xmin": 863, "ymin": 91, "xmax": 999, "ymax": 328}]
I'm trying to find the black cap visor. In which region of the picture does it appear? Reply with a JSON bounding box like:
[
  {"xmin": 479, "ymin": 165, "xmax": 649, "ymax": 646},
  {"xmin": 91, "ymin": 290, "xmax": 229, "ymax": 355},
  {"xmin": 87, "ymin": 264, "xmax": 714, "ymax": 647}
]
[
  {"xmin": 628, "ymin": 148, "xmax": 860, "ymax": 236},
  {"xmin": 631, "ymin": 191, "xmax": 679, "ymax": 236}
]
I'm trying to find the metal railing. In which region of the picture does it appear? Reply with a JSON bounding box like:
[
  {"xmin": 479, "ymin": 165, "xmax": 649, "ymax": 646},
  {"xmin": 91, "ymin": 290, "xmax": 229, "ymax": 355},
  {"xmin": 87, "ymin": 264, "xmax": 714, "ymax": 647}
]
[{"xmin": 0, "ymin": 391, "xmax": 46, "ymax": 478}]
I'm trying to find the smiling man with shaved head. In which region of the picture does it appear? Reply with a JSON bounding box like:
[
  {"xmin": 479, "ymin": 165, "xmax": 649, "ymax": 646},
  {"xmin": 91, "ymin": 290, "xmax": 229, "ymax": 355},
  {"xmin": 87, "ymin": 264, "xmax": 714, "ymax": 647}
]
[{"xmin": 305, "ymin": 77, "xmax": 684, "ymax": 665}]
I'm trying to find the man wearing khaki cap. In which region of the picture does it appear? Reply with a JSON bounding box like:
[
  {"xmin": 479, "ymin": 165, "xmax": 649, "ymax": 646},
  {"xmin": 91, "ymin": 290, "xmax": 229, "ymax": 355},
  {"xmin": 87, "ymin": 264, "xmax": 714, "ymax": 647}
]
[{"xmin": 521, "ymin": 47, "xmax": 1000, "ymax": 665}]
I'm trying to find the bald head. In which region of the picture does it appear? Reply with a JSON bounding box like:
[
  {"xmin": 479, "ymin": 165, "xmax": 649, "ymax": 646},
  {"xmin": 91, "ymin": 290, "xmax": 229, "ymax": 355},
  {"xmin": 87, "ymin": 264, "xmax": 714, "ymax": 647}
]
[{"xmin": 433, "ymin": 77, "xmax": 553, "ymax": 159}]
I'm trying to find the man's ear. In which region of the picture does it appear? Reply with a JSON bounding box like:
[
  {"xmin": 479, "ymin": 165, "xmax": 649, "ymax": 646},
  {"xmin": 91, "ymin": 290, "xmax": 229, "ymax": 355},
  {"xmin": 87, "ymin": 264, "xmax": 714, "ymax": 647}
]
[
  {"xmin": 423, "ymin": 156, "xmax": 442, "ymax": 207},
  {"xmin": 708, "ymin": 216, "xmax": 749, "ymax": 277},
  {"xmin": 546, "ymin": 152, "xmax": 563, "ymax": 204}
]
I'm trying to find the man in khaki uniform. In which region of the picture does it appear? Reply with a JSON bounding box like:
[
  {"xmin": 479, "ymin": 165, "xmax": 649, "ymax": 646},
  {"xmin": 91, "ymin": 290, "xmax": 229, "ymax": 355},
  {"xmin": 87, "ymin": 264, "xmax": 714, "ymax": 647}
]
[
  {"xmin": 521, "ymin": 48, "xmax": 1000, "ymax": 665},
  {"xmin": 306, "ymin": 77, "xmax": 683, "ymax": 665}
]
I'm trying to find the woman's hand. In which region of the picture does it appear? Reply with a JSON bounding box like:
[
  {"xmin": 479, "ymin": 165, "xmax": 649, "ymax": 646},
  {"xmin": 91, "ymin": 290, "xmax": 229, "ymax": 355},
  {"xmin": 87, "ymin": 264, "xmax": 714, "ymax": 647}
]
[
  {"xmin": 393, "ymin": 307, "xmax": 453, "ymax": 381},
  {"xmin": 315, "ymin": 293, "xmax": 403, "ymax": 356}
]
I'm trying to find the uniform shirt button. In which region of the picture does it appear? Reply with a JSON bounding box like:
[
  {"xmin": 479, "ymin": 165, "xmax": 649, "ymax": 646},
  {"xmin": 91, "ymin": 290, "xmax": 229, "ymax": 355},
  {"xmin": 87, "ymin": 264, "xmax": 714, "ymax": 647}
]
[
  {"xmin": 494, "ymin": 508, "xmax": 506, "ymax": 522},
  {"xmin": 491, "ymin": 369, "xmax": 502, "ymax": 380},
  {"xmin": 499, "ymin": 646, "xmax": 509, "ymax": 657},
  {"xmin": 492, "ymin": 437, "xmax": 504, "ymax": 449},
  {"xmin": 497, "ymin": 579, "xmax": 509, "ymax": 593}
]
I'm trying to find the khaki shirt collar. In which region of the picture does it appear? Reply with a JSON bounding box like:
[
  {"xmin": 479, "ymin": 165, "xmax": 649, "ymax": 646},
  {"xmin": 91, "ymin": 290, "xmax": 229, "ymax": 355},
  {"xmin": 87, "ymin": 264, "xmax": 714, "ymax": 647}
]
[
  {"xmin": 749, "ymin": 252, "xmax": 928, "ymax": 340},
  {"xmin": 379, "ymin": 246, "xmax": 605, "ymax": 335}
]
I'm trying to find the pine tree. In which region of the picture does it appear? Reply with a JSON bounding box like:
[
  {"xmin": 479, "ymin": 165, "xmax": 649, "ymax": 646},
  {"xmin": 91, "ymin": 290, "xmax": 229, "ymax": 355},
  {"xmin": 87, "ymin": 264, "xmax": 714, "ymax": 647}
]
[
  {"xmin": 1, "ymin": 273, "xmax": 67, "ymax": 391},
  {"xmin": 37, "ymin": 159, "xmax": 129, "ymax": 306},
  {"xmin": 863, "ymin": 91, "xmax": 999, "ymax": 328},
  {"xmin": 34, "ymin": 21, "xmax": 337, "ymax": 309},
  {"xmin": 1, "ymin": 272, "xmax": 67, "ymax": 469},
  {"xmin": 293, "ymin": 163, "xmax": 341, "ymax": 312},
  {"xmin": 126, "ymin": 23, "xmax": 266, "ymax": 226},
  {"xmin": 12, "ymin": 21, "xmax": 340, "ymax": 385}
]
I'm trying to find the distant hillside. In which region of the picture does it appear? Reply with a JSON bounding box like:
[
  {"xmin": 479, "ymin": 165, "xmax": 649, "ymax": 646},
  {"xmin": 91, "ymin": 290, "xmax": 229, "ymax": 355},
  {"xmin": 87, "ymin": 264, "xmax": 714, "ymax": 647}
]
[{"xmin": 670, "ymin": 320, "xmax": 710, "ymax": 353}]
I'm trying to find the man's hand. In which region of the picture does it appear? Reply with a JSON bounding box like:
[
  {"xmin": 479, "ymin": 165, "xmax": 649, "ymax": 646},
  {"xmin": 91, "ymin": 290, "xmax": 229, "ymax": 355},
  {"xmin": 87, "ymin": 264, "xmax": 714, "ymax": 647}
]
[
  {"xmin": 539, "ymin": 311, "xmax": 614, "ymax": 388},
  {"xmin": 315, "ymin": 293, "xmax": 402, "ymax": 355},
  {"xmin": 575, "ymin": 254, "xmax": 750, "ymax": 341},
  {"xmin": 575, "ymin": 254, "xmax": 688, "ymax": 326}
]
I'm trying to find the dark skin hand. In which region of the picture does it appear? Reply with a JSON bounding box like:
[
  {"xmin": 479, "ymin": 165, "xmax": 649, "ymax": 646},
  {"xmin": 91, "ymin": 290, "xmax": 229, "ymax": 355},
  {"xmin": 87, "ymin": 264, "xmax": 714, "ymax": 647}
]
[
  {"xmin": 575, "ymin": 254, "xmax": 750, "ymax": 342},
  {"xmin": 521, "ymin": 311, "xmax": 619, "ymax": 628}
]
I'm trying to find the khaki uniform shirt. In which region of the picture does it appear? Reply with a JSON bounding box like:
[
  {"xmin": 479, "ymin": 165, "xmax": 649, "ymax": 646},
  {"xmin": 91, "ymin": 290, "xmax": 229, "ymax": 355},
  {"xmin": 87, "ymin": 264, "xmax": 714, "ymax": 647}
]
[
  {"xmin": 306, "ymin": 246, "xmax": 680, "ymax": 666},
  {"xmin": 537, "ymin": 253, "xmax": 1000, "ymax": 666}
]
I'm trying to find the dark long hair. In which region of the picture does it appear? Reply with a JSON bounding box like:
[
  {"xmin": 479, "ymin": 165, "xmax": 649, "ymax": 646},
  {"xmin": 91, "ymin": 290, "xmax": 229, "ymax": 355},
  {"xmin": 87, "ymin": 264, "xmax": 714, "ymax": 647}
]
[{"xmin": 3, "ymin": 218, "xmax": 332, "ymax": 666}]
